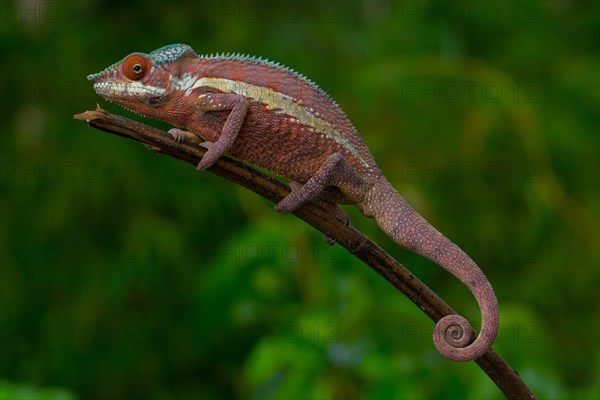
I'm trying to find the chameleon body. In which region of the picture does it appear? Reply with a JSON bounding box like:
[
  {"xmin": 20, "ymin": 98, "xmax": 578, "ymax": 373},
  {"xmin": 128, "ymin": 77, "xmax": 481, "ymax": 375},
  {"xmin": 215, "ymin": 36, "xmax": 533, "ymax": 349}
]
[{"xmin": 88, "ymin": 44, "xmax": 499, "ymax": 361}]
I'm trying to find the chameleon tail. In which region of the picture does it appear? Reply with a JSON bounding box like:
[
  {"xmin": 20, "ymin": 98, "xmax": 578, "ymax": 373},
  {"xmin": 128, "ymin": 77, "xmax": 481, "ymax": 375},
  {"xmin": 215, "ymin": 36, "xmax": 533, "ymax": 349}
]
[{"xmin": 361, "ymin": 177, "xmax": 499, "ymax": 362}]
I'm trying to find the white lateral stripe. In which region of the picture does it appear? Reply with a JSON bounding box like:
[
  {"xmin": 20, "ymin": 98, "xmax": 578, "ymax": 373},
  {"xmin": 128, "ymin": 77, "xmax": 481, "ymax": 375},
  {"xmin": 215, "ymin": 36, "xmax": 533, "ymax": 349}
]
[{"xmin": 171, "ymin": 74, "xmax": 369, "ymax": 168}]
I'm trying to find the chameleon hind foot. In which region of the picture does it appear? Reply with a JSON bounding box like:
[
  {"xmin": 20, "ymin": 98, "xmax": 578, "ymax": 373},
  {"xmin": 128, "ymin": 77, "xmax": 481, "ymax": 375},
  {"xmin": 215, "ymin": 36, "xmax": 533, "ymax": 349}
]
[{"xmin": 279, "ymin": 181, "xmax": 351, "ymax": 245}]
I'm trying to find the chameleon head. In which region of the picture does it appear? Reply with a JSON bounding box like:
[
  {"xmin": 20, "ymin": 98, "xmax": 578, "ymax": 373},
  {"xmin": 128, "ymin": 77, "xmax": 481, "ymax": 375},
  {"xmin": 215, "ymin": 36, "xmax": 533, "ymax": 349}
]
[{"xmin": 87, "ymin": 44, "xmax": 197, "ymax": 118}]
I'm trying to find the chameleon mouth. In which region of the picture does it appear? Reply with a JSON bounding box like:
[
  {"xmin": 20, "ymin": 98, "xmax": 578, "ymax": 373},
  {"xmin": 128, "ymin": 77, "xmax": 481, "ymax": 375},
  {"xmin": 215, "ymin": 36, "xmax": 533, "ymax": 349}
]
[{"xmin": 91, "ymin": 81, "xmax": 167, "ymax": 99}]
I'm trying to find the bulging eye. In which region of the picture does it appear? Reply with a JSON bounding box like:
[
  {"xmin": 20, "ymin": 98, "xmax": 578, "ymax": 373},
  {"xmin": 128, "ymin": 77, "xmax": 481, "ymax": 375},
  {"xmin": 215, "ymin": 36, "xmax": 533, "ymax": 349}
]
[{"xmin": 123, "ymin": 55, "xmax": 150, "ymax": 81}]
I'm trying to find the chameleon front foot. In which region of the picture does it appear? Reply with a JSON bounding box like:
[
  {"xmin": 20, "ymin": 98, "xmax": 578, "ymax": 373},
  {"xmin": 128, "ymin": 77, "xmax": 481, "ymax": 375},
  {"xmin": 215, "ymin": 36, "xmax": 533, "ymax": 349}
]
[
  {"xmin": 196, "ymin": 141, "xmax": 224, "ymax": 171},
  {"xmin": 167, "ymin": 129, "xmax": 221, "ymax": 171},
  {"xmin": 167, "ymin": 128, "xmax": 196, "ymax": 143}
]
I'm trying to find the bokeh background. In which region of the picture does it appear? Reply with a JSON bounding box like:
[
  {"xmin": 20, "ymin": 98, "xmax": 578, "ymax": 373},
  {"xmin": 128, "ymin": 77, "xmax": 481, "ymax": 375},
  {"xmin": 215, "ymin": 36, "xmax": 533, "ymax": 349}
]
[{"xmin": 1, "ymin": 1, "xmax": 598, "ymax": 399}]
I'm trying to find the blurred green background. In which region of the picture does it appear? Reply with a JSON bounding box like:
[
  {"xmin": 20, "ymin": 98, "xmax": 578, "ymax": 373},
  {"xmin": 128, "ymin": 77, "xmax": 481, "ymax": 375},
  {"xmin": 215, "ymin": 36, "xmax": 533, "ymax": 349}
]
[{"xmin": 1, "ymin": 0, "xmax": 598, "ymax": 399}]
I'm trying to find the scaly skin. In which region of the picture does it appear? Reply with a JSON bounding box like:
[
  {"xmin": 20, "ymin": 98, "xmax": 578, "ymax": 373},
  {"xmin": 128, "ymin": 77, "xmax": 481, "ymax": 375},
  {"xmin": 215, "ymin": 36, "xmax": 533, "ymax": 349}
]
[{"xmin": 88, "ymin": 44, "xmax": 499, "ymax": 361}]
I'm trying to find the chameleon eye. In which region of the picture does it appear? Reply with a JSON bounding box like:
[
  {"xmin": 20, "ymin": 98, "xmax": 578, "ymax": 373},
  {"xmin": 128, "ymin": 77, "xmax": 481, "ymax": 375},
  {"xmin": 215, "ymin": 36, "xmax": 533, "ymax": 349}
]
[{"xmin": 123, "ymin": 55, "xmax": 150, "ymax": 81}]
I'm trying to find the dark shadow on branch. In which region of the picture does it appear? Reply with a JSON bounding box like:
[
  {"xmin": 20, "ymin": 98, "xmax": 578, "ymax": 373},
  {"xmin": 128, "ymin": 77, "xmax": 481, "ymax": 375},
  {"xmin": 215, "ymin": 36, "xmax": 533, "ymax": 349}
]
[{"xmin": 74, "ymin": 106, "xmax": 536, "ymax": 400}]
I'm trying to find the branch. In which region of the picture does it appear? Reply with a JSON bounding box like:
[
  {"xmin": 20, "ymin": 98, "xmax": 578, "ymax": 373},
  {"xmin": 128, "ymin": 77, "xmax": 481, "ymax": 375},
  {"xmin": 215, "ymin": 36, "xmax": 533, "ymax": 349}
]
[{"xmin": 74, "ymin": 107, "xmax": 536, "ymax": 400}]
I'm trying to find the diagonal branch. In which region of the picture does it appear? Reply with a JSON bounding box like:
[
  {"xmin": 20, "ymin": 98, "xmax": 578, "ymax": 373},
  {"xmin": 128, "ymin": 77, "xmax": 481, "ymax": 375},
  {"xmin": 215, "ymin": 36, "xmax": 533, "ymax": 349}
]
[{"xmin": 74, "ymin": 106, "xmax": 536, "ymax": 400}]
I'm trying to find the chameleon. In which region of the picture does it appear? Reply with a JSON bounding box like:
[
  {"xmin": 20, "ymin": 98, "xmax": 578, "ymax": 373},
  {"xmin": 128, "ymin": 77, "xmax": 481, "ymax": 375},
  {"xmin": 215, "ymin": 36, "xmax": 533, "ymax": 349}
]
[{"xmin": 88, "ymin": 44, "xmax": 499, "ymax": 362}]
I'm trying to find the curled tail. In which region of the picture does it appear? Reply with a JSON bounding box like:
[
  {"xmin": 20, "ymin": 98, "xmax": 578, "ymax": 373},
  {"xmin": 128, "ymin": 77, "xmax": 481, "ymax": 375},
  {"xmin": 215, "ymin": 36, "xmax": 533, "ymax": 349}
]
[{"xmin": 361, "ymin": 177, "xmax": 499, "ymax": 361}]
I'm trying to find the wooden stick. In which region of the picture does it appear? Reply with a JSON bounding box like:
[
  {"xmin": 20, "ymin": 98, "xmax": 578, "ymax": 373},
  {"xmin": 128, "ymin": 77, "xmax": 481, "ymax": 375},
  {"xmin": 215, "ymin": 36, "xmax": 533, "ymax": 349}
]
[{"xmin": 74, "ymin": 107, "xmax": 537, "ymax": 399}]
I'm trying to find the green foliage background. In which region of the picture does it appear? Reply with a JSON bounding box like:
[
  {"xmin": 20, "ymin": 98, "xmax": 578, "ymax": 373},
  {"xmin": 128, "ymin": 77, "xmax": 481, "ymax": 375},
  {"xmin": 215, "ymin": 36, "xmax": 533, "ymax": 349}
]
[{"xmin": 1, "ymin": 1, "xmax": 598, "ymax": 399}]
